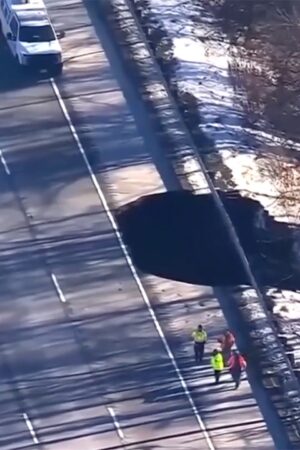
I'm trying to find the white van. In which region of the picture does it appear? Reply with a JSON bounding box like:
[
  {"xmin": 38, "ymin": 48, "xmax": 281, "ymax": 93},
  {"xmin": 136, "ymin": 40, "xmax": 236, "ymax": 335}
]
[{"xmin": 0, "ymin": 0, "xmax": 63, "ymax": 74}]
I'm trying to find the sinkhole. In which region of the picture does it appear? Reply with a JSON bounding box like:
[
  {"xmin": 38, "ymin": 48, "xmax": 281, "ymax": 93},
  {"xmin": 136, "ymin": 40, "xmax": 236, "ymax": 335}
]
[{"xmin": 116, "ymin": 190, "xmax": 273, "ymax": 286}]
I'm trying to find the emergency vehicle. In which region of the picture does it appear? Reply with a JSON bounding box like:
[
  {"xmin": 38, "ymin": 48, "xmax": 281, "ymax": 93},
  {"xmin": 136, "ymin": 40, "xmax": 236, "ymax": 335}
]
[{"xmin": 0, "ymin": 0, "xmax": 63, "ymax": 74}]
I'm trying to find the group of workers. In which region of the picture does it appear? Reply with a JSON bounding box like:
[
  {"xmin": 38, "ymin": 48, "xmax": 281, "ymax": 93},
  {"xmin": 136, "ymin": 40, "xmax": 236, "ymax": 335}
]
[{"xmin": 192, "ymin": 324, "xmax": 247, "ymax": 389}]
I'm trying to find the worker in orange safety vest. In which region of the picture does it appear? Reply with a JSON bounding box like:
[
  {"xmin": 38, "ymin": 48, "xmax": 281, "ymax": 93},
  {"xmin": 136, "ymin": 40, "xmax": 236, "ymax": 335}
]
[
  {"xmin": 219, "ymin": 330, "xmax": 235, "ymax": 364},
  {"xmin": 228, "ymin": 350, "xmax": 247, "ymax": 389}
]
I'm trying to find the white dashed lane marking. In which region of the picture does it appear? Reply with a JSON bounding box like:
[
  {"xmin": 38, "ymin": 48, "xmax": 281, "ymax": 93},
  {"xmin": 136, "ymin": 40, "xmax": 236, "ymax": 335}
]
[
  {"xmin": 23, "ymin": 412, "xmax": 39, "ymax": 445},
  {"xmin": 107, "ymin": 406, "xmax": 125, "ymax": 441}
]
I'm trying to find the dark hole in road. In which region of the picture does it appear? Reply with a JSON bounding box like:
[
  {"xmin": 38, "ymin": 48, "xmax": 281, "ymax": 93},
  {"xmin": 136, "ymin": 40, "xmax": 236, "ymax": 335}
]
[
  {"xmin": 116, "ymin": 190, "xmax": 299, "ymax": 288},
  {"xmin": 117, "ymin": 190, "xmax": 254, "ymax": 286}
]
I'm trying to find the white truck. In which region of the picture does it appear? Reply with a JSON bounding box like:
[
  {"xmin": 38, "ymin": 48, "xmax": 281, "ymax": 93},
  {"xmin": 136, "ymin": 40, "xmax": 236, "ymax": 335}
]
[{"xmin": 0, "ymin": 0, "xmax": 63, "ymax": 74}]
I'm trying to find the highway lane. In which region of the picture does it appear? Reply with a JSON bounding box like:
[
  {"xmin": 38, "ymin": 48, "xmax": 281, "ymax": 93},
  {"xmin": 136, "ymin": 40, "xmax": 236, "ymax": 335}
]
[
  {"xmin": 0, "ymin": 1, "xmax": 276, "ymax": 449},
  {"xmin": 0, "ymin": 42, "xmax": 212, "ymax": 450},
  {"xmin": 0, "ymin": 153, "xmax": 123, "ymax": 449},
  {"xmin": 0, "ymin": 158, "xmax": 39, "ymax": 450},
  {"xmin": 0, "ymin": 87, "xmax": 212, "ymax": 449}
]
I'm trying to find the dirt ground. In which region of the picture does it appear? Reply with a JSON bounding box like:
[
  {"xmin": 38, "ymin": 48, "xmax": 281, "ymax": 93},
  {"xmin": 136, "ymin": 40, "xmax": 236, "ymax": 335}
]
[
  {"xmin": 194, "ymin": 0, "xmax": 300, "ymax": 220},
  {"xmin": 203, "ymin": 0, "xmax": 300, "ymax": 141}
]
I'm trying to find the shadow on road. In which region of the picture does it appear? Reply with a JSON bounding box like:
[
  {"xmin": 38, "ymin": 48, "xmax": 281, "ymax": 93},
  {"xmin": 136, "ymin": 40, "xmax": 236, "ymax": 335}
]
[{"xmin": 117, "ymin": 190, "xmax": 300, "ymax": 289}]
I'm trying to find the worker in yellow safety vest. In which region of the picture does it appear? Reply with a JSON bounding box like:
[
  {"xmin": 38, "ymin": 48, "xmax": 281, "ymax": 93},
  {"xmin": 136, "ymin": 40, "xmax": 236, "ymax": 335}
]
[
  {"xmin": 210, "ymin": 349, "xmax": 224, "ymax": 384},
  {"xmin": 192, "ymin": 324, "xmax": 207, "ymax": 364}
]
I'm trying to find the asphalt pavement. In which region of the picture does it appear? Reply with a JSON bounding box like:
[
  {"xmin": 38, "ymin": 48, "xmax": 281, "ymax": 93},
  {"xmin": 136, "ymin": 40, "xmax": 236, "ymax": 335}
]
[{"xmin": 0, "ymin": 0, "xmax": 278, "ymax": 448}]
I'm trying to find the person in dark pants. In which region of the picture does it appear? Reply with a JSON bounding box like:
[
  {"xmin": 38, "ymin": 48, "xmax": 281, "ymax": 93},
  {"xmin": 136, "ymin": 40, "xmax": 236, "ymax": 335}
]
[
  {"xmin": 192, "ymin": 324, "xmax": 207, "ymax": 364},
  {"xmin": 210, "ymin": 349, "xmax": 224, "ymax": 384},
  {"xmin": 228, "ymin": 350, "xmax": 247, "ymax": 389}
]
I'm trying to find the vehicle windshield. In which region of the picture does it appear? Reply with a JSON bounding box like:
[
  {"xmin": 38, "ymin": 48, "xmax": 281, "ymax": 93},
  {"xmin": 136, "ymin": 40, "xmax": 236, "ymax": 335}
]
[{"xmin": 19, "ymin": 25, "xmax": 55, "ymax": 42}]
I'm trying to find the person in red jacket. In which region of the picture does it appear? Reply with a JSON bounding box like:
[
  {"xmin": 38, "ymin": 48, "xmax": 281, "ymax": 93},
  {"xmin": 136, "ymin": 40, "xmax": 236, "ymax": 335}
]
[
  {"xmin": 219, "ymin": 330, "xmax": 235, "ymax": 364},
  {"xmin": 228, "ymin": 350, "xmax": 247, "ymax": 389}
]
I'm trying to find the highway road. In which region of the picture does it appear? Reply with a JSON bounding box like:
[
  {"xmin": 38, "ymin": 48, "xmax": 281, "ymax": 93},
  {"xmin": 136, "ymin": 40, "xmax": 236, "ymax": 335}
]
[{"xmin": 0, "ymin": 0, "xmax": 280, "ymax": 449}]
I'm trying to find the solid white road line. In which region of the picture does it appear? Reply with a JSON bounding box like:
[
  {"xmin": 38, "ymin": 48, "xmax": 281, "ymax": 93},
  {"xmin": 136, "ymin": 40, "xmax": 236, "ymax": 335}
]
[
  {"xmin": 50, "ymin": 78, "xmax": 215, "ymax": 450},
  {"xmin": 0, "ymin": 149, "xmax": 11, "ymax": 175},
  {"xmin": 107, "ymin": 406, "xmax": 125, "ymax": 440},
  {"xmin": 23, "ymin": 412, "xmax": 39, "ymax": 445},
  {"xmin": 51, "ymin": 272, "xmax": 67, "ymax": 303}
]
